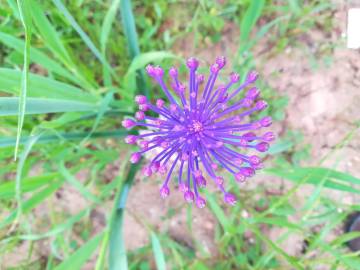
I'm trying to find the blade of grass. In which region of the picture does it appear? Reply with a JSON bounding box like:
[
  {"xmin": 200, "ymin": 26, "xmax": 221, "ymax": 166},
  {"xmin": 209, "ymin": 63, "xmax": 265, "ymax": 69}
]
[
  {"xmin": 0, "ymin": 68, "xmax": 98, "ymax": 103},
  {"xmin": 52, "ymin": 0, "xmax": 116, "ymax": 79},
  {"xmin": 28, "ymin": 0, "xmax": 95, "ymax": 89},
  {"xmin": 0, "ymin": 32, "xmax": 80, "ymax": 85},
  {"xmin": 0, "ymin": 180, "xmax": 64, "ymax": 230},
  {"xmin": 100, "ymin": 0, "xmax": 121, "ymax": 87},
  {"xmin": 14, "ymin": 0, "xmax": 32, "ymax": 161},
  {"xmin": 12, "ymin": 132, "xmax": 42, "ymax": 233},
  {"xmin": 109, "ymin": 163, "xmax": 141, "ymax": 270},
  {"xmin": 120, "ymin": 0, "xmax": 148, "ymax": 98},
  {"xmin": 0, "ymin": 97, "xmax": 98, "ymax": 116},
  {"xmin": 150, "ymin": 232, "xmax": 166, "ymax": 270},
  {"xmin": 0, "ymin": 129, "xmax": 128, "ymax": 148},
  {"xmin": 58, "ymin": 161, "xmax": 101, "ymax": 204},
  {"xmin": 54, "ymin": 231, "xmax": 104, "ymax": 270}
]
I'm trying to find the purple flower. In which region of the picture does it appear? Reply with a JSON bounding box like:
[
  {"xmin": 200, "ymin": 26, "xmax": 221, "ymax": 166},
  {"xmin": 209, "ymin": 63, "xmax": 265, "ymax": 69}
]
[{"xmin": 123, "ymin": 56, "xmax": 275, "ymax": 208}]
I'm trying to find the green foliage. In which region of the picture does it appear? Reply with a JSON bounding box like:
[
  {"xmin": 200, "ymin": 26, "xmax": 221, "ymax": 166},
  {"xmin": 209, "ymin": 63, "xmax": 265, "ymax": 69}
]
[{"xmin": 0, "ymin": 0, "xmax": 357, "ymax": 270}]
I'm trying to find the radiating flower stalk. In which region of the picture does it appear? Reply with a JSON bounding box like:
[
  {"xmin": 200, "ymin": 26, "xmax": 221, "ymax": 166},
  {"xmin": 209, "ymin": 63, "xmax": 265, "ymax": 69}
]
[{"xmin": 123, "ymin": 56, "xmax": 275, "ymax": 208}]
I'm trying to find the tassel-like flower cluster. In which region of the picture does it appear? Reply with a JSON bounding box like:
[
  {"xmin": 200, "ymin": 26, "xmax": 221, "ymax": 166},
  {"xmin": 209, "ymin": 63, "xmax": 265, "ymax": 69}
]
[{"xmin": 122, "ymin": 56, "xmax": 275, "ymax": 208}]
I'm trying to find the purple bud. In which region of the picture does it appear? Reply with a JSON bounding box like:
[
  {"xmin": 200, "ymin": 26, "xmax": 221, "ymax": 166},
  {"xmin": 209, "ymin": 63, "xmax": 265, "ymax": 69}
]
[
  {"xmin": 240, "ymin": 167, "xmax": 255, "ymax": 177},
  {"xmin": 170, "ymin": 104, "xmax": 177, "ymax": 112},
  {"xmin": 160, "ymin": 186, "xmax": 170, "ymax": 198},
  {"xmin": 139, "ymin": 104, "xmax": 149, "ymax": 112},
  {"xmin": 197, "ymin": 74, "xmax": 205, "ymax": 83},
  {"xmin": 235, "ymin": 173, "xmax": 246, "ymax": 183},
  {"xmin": 135, "ymin": 111, "xmax": 145, "ymax": 120},
  {"xmin": 156, "ymin": 99, "xmax": 165, "ymax": 108},
  {"xmin": 135, "ymin": 95, "xmax": 147, "ymax": 105},
  {"xmin": 153, "ymin": 66, "xmax": 164, "ymax": 77},
  {"xmin": 124, "ymin": 135, "xmax": 137, "ymax": 144},
  {"xmin": 130, "ymin": 152, "xmax": 141, "ymax": 163},
  {"xmin": 256, "ymin": 142, "xmax": 269, "ymax": 152},
  {"xmin": 215, "ymin": 176, "xmax": 224, "ymax": 186},
  {"xmin": 263, "ymin": 132, "xmax": 275, "ymax": 142},
  {"xmin": 246, "ymin": 70, "xmax": 258, "ymax": 83},
  {"xmin": 146, "ymin": 65, "xmax": 155, "ymax": 77},
  {"xmin": 216, "ymin": 56, "xmax": 226, "ymax": 69},
  {"xmin": 142, "ymin": 166, "xmax": 152, "ymax": 177},
  {"xmin": 243, "ymin": 132, "xmax": 256, "ymax": 142},
  {"xmin": 169, "ymin": 67, "xmax": 178, "ymax": 77},
  {"xmin": 255, "ymin": 100, "xmax": 268, "ymax": 111},
  {"xmin": 230, "ymin": 72, "xmax": 240, "ymax": 83},
  {"xmin": 224, "ymin": 193, "xmax": 237, "ymax": 206},
  {"xmin": 159, "ymin": 165, "xmax": 167, "ymax": 175},
  {"xmin": 151, "ymin": 161, "xmax": 160, "ymax": 173},
  {"xmin": 179, "ymin": 183, "xmax": 189, "ymax": 192},
  {"xmin": 196, "ymin": 175, "xmax": 207, "ymax": 188},
  {"xmin": 122, "ymin": 119, "xmax": 136, "ymax": 129},
  {"xmin": 210, "ymin": 63, "xmax": 220, "ymax": 73},
  {"xmin": 139, "ymin": 140, "xmax": 149, "ymax": 150},
  {"xmin": 186, "ymin": 57, "xmax": 199, "ymax": 70},
  {"xmin": 184, "ymin": 190, "xmax": 195, "ymax": 203},
  {"xmin": 249, "ymin": 155, "xmax": 261, "ymax": 165},
  {"xmin": 246, "ymin": 87, "xmax": 260, "ymax": 99},
  {"xmin": 177, "ymin": 83, "xmax": 186, "ymax": 93},
  {"xmin": 242, "ymin": 98, "xmax": 253, "ymax": 107},
  {"xmin": 260, "ymin": 116, "xmax": 272, "ymax": 127},
  {"xmin": 196, "ymin": 196, "xmax": 206, "ymax": 208}
]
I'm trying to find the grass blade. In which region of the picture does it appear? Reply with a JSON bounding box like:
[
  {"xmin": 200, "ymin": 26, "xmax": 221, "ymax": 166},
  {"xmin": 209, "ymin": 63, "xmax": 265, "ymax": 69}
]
[
  {"xmin": 0, "ymin": 68, "xmax": 98, "ymax": 103},
  {"xmin": 54, "ymin": 232, "xmax": 104, "ymax": 270},
  {"xmin": 14, "ymin": 0, "xmax": 32, "ymax": 161},
  {"xmin": 0, "ymin": 97, "xmax": 98, "ymax": 116},
  {"xmin": 100, "ymin": 0, "xmax": 121, "ymax": 86},
  {"xmin": 109, "ymin": 163, "xmax": 140, "ymax": 270},
  {"xmin": 151, "ymin": 232, "xmax": 167, "ymax": 270},
  {"xmin": 120, "ymin": 0, "xmax": 148, "ymax": 98},
  {"xmin": 52, "ymin": 0, "xmax": 115, "ymax": 78},
  {"xmin": 0, "ymin": 129, "xmax": 128, "ymax": 148}
]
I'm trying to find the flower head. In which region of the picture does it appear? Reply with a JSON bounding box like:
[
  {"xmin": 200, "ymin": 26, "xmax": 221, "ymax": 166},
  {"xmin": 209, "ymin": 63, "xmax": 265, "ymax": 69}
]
[{"xmin": 123, "ymin": 56, "xmax": 275, "ymax": 208}]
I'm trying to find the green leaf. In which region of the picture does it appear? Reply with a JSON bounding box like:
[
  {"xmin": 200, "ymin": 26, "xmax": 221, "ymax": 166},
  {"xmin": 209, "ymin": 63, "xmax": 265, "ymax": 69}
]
[
  {"xmin": 0, "ymin": 97, "xmax": 98, "ymax": 116},
  {"xmin": 120, "ymin": 0, "xmax": 148, "ymax": 98},
  {"xmin": 52, "ymin": 0, "xmax": 115, "ymax": 78},
  {"xmin": 0, "ymin": 129, "xmax": 128, "ymax": 148},
  {"xmin": 109, "ymin": 163, "xmax": 140, "ymax": 270},
  {"xmin": 151, "ymin": 232, "xmax": 166, "ymax": 270},
  {"xmin": 0, "ymin": 173, "xmax": 58, "ymax": 199},
  {"xmin": 14, "ymin": 0, "xmax": 32, "ymax": 161},
  {"xmin": 58, "ymin": 162, "xmax": 101, "ymax": 204},
  {"xmin": 0, "ymin": 32, "xmax": 81, "ymax": 86},
  {"xmin": 100, "ymin": 0, "xmax": 121, "ymax": 86},
  {"xmin": 264, "ymin": 167, "xmax": 360, "ymax": 194},
  {"xmin": 18, "ymin": 208, "xmax": 88, "ymax": 240},
  {"xmin": 126, "ymin": 51, "xmax": 179, "ymax": 75},
  {"xmin": 239, "ymin": 0, "xmax": 265, "ymax": 49},
  {"xmin": 0, "ymin": 180, "xmax": 64, "ymax": 230},
  {"xmin": 54, "ymin": 232, "xmax": 104, "ymax": 270},
  {"xmin": 0, "ymin": 68, "xmax": 98, "ymax": 103}
]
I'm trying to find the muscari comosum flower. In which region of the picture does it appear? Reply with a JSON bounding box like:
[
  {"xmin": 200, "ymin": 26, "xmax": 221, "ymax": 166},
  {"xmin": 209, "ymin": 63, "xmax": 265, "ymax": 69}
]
[{"xmin": 122, "ymin": 56, "xmax": 275, "ymax": 208}]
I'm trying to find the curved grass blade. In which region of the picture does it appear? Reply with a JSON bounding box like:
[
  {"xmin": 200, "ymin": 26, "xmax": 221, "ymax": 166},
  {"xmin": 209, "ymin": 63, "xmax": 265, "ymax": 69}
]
[
  {"xmin": 109, "ymin": 163, "xmax": 140, "ymax": 270},
  {"xmin": 151, "ymin": 232, "xmax": 166, "ymax": 270},
  {"xmin": 100, "ymin": 0, "xmax": 121, "ymax": 87},
  {"xmin": 52, "ymin": 0, "xmax": 116, "ymax": 78},
  {"xmin": 120, "ymin": 0, "xmax": 148, "ymax": 98},
  {"xmin": 14, "ymin": 0, "xmax": 32, "ymax": 161},
  {"xmin": 0, "ymin": 32, "xmax": 79, "ymax": 85},
  {"xmin": 0, "ymin": 68, "xmax": 98, "ymax": 103},
  {"xmin": 0, "ymin": 129, "xmax": 128, "ymax": 148},
  {"xmin": 54, "ymin": 232, "xmax": 104, "ymax": 270},
  {"xmin": 0, "ymin": 97, "xmax": 98, "ymax": 116}
]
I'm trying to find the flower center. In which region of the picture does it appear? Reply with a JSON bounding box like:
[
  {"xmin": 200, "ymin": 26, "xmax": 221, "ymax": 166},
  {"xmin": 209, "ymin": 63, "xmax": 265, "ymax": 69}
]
[{"xmin": 190, "ymin": 120, "xmax": 203, "ymax": 133}]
